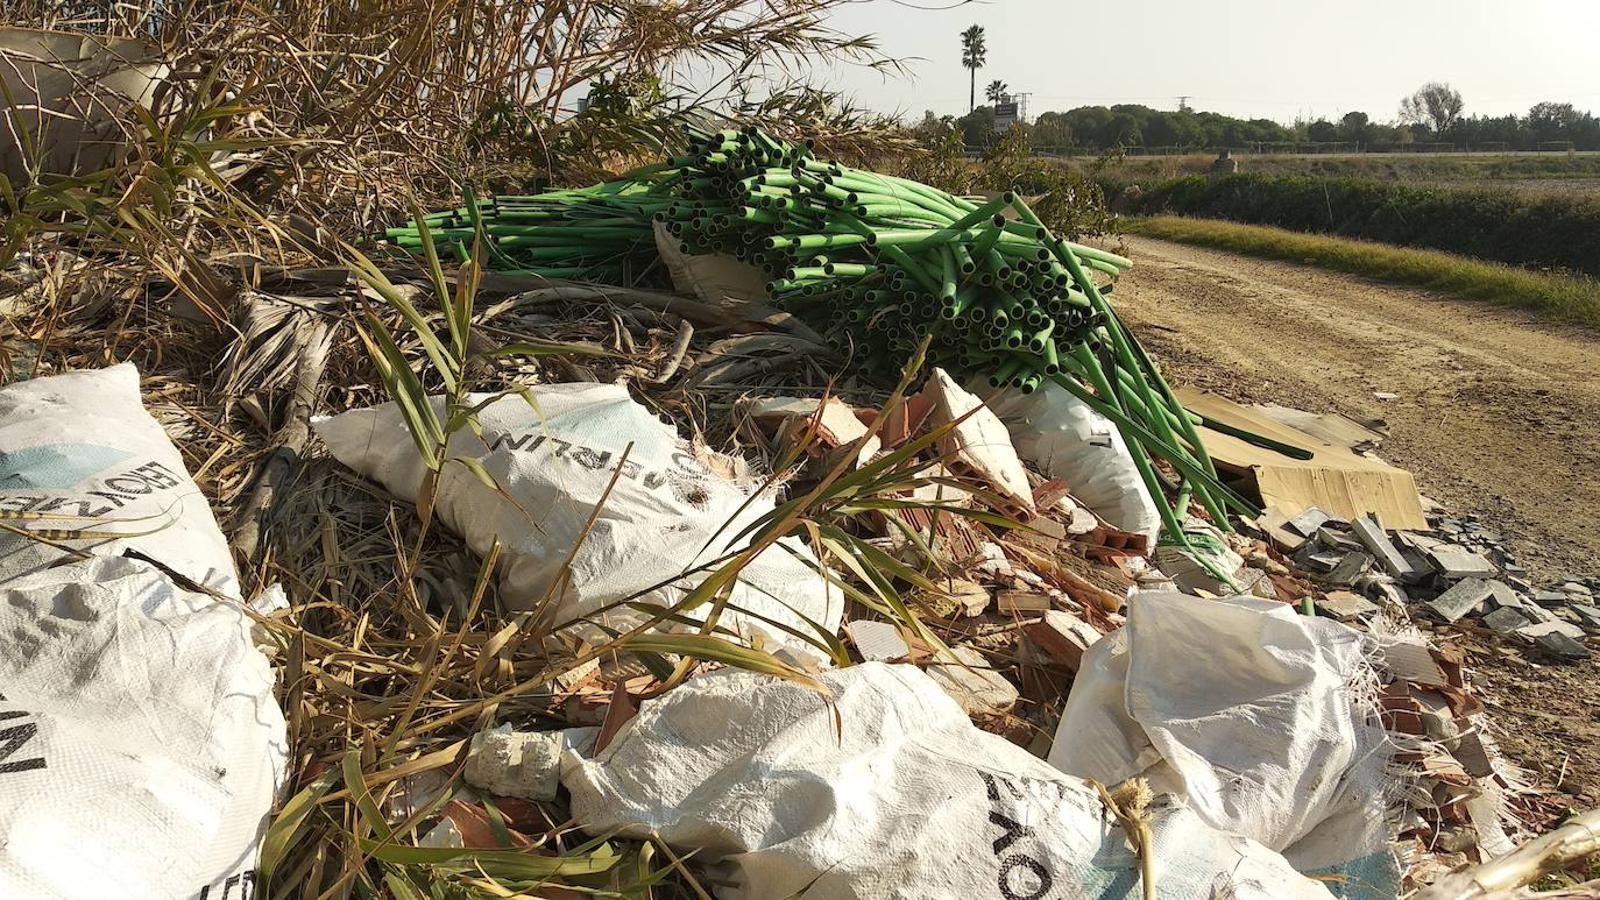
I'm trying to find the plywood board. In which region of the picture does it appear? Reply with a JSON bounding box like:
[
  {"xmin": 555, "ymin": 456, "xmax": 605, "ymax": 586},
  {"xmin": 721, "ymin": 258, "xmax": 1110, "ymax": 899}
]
[
  {"xmin": 1178, "ymin": 389, "xmax": 1427, "ymax": 530},
  {"xmin": 1255, "ymin": 403, "xmax": 1387, "ymax": 451}
]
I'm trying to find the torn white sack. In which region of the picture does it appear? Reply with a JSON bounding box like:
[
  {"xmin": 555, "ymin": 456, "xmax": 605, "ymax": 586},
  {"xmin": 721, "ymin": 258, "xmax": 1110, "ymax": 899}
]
[
  {"xmin": 973, "ymin": 379, "xmax": 1161, "ymax": 545},
  {"xmin": 0, "ymin": 556, "xmax": 286, "ymax": 900},
  {"xmin": 1049, "ymin": 591, "xmax": 1398, "ymax": 899},
  {"xmin": 0, "ymin": 364, "xmax": 239, "ymax": 595},
  {"xmin": 562, "ymin": 662, "xmax": 1334, "ymax": 900},
  {"xmin": 315, "ymin": 382, "xmax": 842, "ymax": 662}
]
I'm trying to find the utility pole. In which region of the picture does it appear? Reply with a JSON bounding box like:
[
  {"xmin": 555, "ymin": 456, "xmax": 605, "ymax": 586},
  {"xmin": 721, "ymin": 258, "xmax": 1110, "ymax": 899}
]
[{"xmin": 1177, "ymin": 95, "xmax": 1192, "ymax": 112}]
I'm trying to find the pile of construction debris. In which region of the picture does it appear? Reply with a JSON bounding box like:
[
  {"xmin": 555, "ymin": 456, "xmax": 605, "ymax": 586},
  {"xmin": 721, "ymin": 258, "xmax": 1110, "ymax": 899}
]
[
  {"xmin": 4, "ymin": 199, "xmax": 1597, "ymax": 899},
  {"xmin": 732, "ymin": 375, "xmax": 1559, "ymax": 895},
  {"xmin": 6, "ymin": 255, "xmax": 1597, "ymax": 896},
  {"xmin": 1265, "ymin": 506, "xmax": 1597, "ymax": 663},
  {"xmin": 6, "ymin": 20, "xmax": 1597, "ymax": 899}
]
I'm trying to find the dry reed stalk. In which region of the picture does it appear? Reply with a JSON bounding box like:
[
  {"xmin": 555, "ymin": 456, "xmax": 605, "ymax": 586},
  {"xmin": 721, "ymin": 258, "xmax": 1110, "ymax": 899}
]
[
  {"xmin": 1418, "ymin": 807, "xmax": 1600, "ymax": 900},
  {"xmin": 4, "ymin": 0, "xmax": 907, "ymax": 233}
]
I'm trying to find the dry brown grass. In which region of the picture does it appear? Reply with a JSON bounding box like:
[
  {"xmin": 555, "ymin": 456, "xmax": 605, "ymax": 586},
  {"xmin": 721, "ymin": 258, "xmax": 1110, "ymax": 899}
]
[
  {"xmin": 1129, "ymin": 215, "xmax": 1600, "ymax": 329},
  {"xmin": 5, "ymin": 0, "xmax": 907, "ymax": 230}
]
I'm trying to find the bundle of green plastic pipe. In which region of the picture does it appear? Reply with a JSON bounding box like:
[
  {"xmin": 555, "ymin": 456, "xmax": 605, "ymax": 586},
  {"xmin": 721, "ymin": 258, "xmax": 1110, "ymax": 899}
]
[
  {"xmin": 385, "ymin": 179, "xmax": 668, "ymax": 283},
  {"xmin": 653, "ymin": 131, "xmax": 1139, "ymax": 395},
  {"xmin": 390, "ymin": 126, "xmax": 1258, "ymax": 540}
]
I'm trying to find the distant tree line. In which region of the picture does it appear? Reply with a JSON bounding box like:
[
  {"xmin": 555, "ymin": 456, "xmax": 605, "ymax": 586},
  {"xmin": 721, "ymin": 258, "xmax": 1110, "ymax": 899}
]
[{"xmin": 924, "ymin": 84, "xmax": 1600, "ymax": 153}]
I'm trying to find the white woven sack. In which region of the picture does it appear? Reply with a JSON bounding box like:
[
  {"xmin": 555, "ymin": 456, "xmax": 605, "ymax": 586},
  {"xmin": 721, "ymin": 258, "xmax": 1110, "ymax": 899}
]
[
  {"xmin": 562, "ymin": 663, "xmax": 1333, "ymax": 900},
  {"xmin": 315, "ymin": 382, "xmax": 841, "ymax": 663},
  {"xmin": 0, "ymin": 556, "xmax": 285, "ymax": 899},
  {"xmin": 973, "ymin": 379, "xmax": 1161, "ymax": 544},
  {"xmin": 0, "ymin": 363, "xmax": 238, "ymax": 595},
  {"xmin": 1050, "ymin": 591, "xmax": 1397, "ymax": 898}
]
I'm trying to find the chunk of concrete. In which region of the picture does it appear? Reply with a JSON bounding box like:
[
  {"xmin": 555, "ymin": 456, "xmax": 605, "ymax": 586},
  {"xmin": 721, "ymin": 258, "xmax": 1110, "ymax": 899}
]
[
  {"xmin": 1376, "ymin": 637, "xmax": 1447, "ymax": 687},
  {"xmin": 1480, "ymin": 606, "xmax": 1530, "ymax": 635},
  {"xmin": 1425, "ymin": 544, "xmax": 1498, "ymax": 580},
  {"xmin": 1518, "ymin": 600, "xmax": 1556, "ymax": 624},
  {"xmin": 1533, "ymin": 591, "xmax": 1570, "ymax": 608},
  {"xmin": 1065, "ymin": 504, "xmax": 1099, "ymax": 536},
  {"xmin": 1352, "ymin": 514, "xmax": 1423, "ymax": 582},
  {"xmin": 1481, "ymin": 581, "xmax": 1526, "ymax": 612},
  {"xmin": 933, "ymin": 578, "xmax": 991, "ymax": 619},
  {"xmin": 923, "ymin": 369, "xmax": 1035, "ymax": 515},
  {"xmin": 1295, "ymin": 547, "xmax": 1343, "ymax": 573},
  {"xmin": 1532, "ymin": 630, "xmax": 1591, "ymax": 663},
  {"xmin": 465, "ymin": 725, "xmax": 595, "ymax": 801},
  {"xmin": 1015, "ymin": 516, "xmax": 1066, "ymax": 553},
  {"xmin": 1256, "ymin": 506, "xmax": 1308, "ymax": 552},
  {"xmin": 1413, "ymin": 691, "xmax": 1459, "ymax": 743},
  {"xmin": 1371, "ymin": 580, "xmax": 1410, "ymax": 609},
  {"xmin": 1398, "ymin": 546, "xmax": 1434, "ymax": 583},
  {"xmin": 1516, "ymin": 619, "xmax": 1587, "ymax": 642},
  {"xmin": 1154, "ymin": 545, "xmax": 1237, "ymax": 595},
  {"xmin": 1452, "ymin": 729, "xmax": 1496, "ymax": 779},
  {"xmin": 1315, "ymin": 528, "xmax": 1367, "ymax": 555},
  {"xmin": 749, "ymin": 396, "xmax": 879, "ymax": 467},
  {"xmin": 1316, "ymin": 590, "xmax": 1379, "ymax": 620},
  {"xmin": 1322, "ymin": 551, "xmax": 1373, "ymax": 587},
  {"xmin": 1287, "ymin": 507, "xmax": 1334, "ymax": 537},
  {"xmin": 846, "ymin": 620, "xmax": 910, "ymax": 662},
  {"xmin": 1567, "ymin": 604, "xmax": 1600, "ymax": 635},
  {"xmin": 1427, "ymin": 578, "xmax": 1498, "ymax": 624}
]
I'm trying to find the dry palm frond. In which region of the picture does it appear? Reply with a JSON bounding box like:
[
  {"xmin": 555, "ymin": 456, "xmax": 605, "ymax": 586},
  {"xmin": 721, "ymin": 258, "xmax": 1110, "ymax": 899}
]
[{"xmin": 220, "ymin": 291, "xmax": 344, "ymax": 403}]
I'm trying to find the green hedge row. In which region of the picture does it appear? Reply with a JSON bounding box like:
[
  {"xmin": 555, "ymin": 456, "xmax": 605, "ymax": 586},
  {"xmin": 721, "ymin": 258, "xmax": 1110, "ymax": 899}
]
[{"xmin": 1114, "ymin": 174, "xmax": 1600, "ymax": 277}]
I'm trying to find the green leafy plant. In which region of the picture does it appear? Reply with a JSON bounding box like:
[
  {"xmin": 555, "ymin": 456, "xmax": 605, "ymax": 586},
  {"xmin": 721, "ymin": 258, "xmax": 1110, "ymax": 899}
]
[
  {"xmin": 346, "ymin": 206, "xmax": 611, "ymax": 527},
  {"xmin": 1, "ymin": 57, "xmax": 303, "ymax": 320}
]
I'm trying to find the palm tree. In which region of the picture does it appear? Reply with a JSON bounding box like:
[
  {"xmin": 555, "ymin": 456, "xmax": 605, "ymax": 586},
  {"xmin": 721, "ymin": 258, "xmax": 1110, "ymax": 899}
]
[
  {"xmin": 960, "ymin": 25, "xmax": 986, "ymax": 113},
  {"xmin": 985, "ymin": 80, "xmax": 1009, "ymax": 105}
]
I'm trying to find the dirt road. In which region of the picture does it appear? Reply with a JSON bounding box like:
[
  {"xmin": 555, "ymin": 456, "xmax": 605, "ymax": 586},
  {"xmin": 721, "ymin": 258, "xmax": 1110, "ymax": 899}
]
[
  {"xmin": 1111, "ymin": 235, "xmax": 1600, "ymax": 799},
  {"xmin": 1114, "ymin": 235, "xmax": 1600, "ymax": 580}
]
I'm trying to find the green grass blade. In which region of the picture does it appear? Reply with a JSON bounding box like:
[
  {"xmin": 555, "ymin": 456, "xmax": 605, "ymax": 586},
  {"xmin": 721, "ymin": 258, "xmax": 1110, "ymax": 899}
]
[
  {"xmin": 623, "ymin": 633, "xmax": 825, "ymax": 691},
  {"xmin": 356, "ymin": 838, "xmax": 621, "ymax": 879},
  {"xmin": 343, "ymin": 748, "xmax": 394, "ymax": 841},
  {"xmin": 258, "ymin": 766, "xmax": 341, "ymax": 881}
]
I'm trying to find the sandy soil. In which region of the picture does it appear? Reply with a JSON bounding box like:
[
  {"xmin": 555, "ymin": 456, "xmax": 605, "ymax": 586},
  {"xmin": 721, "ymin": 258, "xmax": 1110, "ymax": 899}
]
[{"xmin": 1109, "ymin": 235, "xmax": 1600, "ymax": 801}]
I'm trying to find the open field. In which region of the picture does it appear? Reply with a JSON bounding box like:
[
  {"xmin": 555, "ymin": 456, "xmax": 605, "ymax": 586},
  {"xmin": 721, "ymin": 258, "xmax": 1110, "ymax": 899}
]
[
  {"xmin": 1085, "ymin": 150, "xmax": 1600, "ymax": 191},
  {"xmin": 1114, "ymin": 174, "xmax": 1600, "ymax": 277},
  {"xmin": 1112, "ymin": 234, "xmax": 1600, "ymax": 799},
  {"xmin": 1126, "ymin": 216, "xmax": 1600, "ymax": 327}
]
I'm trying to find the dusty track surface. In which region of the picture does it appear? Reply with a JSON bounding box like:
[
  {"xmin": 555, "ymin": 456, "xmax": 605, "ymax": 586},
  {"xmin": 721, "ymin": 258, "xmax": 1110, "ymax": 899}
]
[{"xmin": 1110, "ymin": 235, "xmax": 1600, "ymax": 801}]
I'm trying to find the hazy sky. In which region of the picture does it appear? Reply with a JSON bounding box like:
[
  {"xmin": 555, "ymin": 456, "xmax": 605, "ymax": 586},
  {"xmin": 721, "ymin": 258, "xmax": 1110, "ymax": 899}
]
[{"xmin": 822, "ymin": 0, "xmax": 1600, "ymax": 124}]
